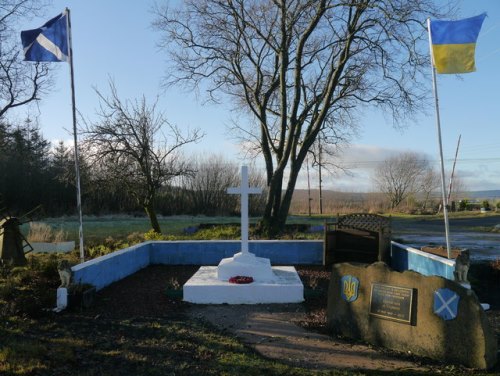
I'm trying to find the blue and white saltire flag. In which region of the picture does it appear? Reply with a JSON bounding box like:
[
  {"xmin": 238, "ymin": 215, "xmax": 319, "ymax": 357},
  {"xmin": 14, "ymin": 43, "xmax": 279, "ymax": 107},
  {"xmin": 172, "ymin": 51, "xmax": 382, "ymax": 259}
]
[
  {"xmin": 434, "ymin": 288, "xmax": 460, "ymax": 321},
  {"xmin": 21, "ymin": 10, "xmax": 69, "ymax": 62}
]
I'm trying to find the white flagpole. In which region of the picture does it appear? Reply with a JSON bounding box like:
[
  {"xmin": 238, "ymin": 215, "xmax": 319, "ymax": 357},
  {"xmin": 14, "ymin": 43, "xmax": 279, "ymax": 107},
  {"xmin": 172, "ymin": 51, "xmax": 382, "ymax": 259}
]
[
  {"xmin": 427, "ymin": 18, "xmax": 452, "ymax": 259},
  {"xmin": 66, "ymin": 8, "xmax": 85, "ymax": 263},
  {"xmin": 447, "ymin": 134, "xmax": 461, "ymax": 204}
]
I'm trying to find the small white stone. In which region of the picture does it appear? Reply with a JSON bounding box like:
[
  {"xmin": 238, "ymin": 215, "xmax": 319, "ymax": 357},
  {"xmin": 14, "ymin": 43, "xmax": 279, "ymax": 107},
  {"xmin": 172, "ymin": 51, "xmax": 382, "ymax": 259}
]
[{"xmin": 56, "ymin": 287, "xmax": 68, "ymax": 310}]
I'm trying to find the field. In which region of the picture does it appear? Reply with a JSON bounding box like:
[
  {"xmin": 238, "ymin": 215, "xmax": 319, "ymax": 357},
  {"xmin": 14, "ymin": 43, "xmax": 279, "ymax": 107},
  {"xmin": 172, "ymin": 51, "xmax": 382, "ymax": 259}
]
[
  {"xmin": 28, "ymin": 211, "xmax": 500, "ymax": 244},
  {"xmin": 27, "ymin": 215, "xmax": 330, "ymax": 244}
]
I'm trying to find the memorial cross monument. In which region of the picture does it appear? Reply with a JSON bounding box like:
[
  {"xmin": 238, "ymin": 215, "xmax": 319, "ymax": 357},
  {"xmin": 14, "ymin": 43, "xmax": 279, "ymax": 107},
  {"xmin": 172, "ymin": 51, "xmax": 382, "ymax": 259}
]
[
  {"xmin": 227, "ymin": 165, "xmax": 261, "ymax": 255},
  {"xmin": 183, "ymin": 164, "xmax": 303, "ymax": 304},
  {"xmin": 217, "ymin": 166, "xmax": 274, "ymax": 281}
]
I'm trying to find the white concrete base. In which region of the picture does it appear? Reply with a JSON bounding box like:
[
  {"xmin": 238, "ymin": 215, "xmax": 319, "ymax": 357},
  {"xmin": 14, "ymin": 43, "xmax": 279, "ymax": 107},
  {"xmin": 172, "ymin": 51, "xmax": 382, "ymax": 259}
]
[
  {"xmin": 54, "ymin": 287, "xmax": 68, "ymax": 312},
  {"xmin": 481, "ymin": 303, "xmax": 490, "ymax": 311},
  {"xmin": 460, "ymin": 282, "xmax": 490, "ymax": 311},
  {"xmin": 184, "ymin": 266, "xmax": 304, "ymax": 304},
  {"xmin": 217, "ymin": 252, "xmax": 274, "ymax": 282},
  {"xmin": 459, "ymin": 282, "xmax": 472, "ymax": 289}
]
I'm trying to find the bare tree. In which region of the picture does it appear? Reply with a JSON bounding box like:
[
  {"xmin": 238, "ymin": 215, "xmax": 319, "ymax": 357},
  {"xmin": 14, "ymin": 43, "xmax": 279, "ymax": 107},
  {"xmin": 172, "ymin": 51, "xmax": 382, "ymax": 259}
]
[
  {"xmin": 184, "ymin": 154, "xmax": 239, "ymax": 215},
  {"xmin": 154, "ymin": 0, "xmax": 450, "ymax": 235},
  {"xmin": 448, "ymin": 174, "xmax": 467, "ymax": 206},
  {"xmin": 181, "ymin": 155, "xmax": 267, "ymax": 216},
  {"xmin": 81, "ymin": 82, "xmax": 203, "ymax": 233},
  {"xmin": 420, "ymin": 167, "xmax": 440, "ymax": 211},
  {"xmin": 0, "ymin": 0, "xmax": 52, "ymax": 119},
  {"xmin": 373, "ymin": 152, "xmax": 430, "ymax": 210}
]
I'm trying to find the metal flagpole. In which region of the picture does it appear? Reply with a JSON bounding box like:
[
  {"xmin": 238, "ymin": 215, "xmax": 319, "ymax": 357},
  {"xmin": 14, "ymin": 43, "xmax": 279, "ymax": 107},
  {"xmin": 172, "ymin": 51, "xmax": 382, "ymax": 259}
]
[
  {"xmin": 427, "ymin": 18, "xmax": 452, "ymax": 259},
  {"xmin": 447, "ymin": 134, "xmax": 461, "ymax": 205},
  {"xmin": 306, "ymin": 155, "xmax": 312, "ymax": 217},
  {"xmin": 66, "ymin": 8, "xmax": 85, "ymax": 263},
  {"xmin": 318, "ymin": 137, "xmax": 323, "ymax": 215}
]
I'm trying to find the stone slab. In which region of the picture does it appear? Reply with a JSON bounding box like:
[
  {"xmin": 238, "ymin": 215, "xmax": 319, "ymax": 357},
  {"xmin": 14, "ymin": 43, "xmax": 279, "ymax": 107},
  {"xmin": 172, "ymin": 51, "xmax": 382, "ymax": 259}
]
[{"xmin": 184, "ymin": 266, "xmax": 304, "ymax": 304}]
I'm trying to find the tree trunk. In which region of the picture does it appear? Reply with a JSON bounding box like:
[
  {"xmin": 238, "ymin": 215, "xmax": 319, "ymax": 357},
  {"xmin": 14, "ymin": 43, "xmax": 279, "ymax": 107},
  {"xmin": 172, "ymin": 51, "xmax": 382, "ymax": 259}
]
[
  {"xmin": 144, "ymin": 203, "xmax": 162, "ymax": 234},
  {"xmin": 258, "ymin": 167, "xmax": 285, "ymax": 238},
  {"xmin": 258, "ymin": 158, "xmax": 304, "ymax": 238}
]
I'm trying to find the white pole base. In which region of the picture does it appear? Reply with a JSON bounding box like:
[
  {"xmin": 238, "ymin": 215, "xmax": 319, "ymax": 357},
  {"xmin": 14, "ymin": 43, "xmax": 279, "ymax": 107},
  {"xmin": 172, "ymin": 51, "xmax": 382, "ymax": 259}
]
[
  {"xmin": 217, "ymin": 251, "xmax": 274, "ymax": 282},
  {"xmin": 54, "ymin": 287, "xmax": 68, "ymax": 312}
]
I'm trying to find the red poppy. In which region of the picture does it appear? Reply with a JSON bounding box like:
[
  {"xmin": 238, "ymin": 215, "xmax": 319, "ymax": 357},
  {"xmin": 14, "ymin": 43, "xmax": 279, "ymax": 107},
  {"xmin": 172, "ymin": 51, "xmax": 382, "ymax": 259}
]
[{"xmin": 228, "ymin": 276, "xmax": 254, "ymax": 284}]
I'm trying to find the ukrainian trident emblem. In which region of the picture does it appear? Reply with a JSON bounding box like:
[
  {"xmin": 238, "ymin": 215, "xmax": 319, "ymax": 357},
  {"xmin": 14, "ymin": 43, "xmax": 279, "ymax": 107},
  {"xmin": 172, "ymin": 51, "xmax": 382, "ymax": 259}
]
[{"xmin": 340, "ymin": 275, "xmax": 359, "ymax": 302}]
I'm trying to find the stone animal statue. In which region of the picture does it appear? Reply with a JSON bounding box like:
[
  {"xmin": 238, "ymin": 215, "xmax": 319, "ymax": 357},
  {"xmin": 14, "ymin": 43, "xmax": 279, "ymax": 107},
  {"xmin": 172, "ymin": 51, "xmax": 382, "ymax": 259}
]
[
  {"xmin": 57, "ymin": 260, "xmax": 72, "ymax": 288},
  {"xmin": 454, "ymin": 249, "xmax": 470, "ymax": 283}
]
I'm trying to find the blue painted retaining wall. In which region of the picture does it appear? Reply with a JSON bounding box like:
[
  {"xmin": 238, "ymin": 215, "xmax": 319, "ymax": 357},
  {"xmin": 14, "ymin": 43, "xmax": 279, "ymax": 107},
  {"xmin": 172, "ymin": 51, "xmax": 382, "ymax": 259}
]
[
  {"xmin": 71, "ymin": 243, "xmax": 152, "ymax": 290},
  {"xmin": 72, "ymin": 240, "xmax": 323, "ymax": 291},
  {"xmin": 71, "ymin": 239, "xmax": 456, "ymax": 292},
  {"xmin": 391, "ymin": 241, "xmax": 455, "ymax": 280}
]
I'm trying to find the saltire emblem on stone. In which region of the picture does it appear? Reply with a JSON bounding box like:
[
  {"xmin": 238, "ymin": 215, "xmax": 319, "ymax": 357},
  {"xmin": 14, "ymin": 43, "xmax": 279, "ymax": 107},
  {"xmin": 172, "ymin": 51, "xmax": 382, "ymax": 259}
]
[
  {"xmin": 340, "ymin": 275, "xmax": 359, "ymax": 302},
  {"xmin": 434, "ymin": 288, "xmax": 460, "ymax": 320}
]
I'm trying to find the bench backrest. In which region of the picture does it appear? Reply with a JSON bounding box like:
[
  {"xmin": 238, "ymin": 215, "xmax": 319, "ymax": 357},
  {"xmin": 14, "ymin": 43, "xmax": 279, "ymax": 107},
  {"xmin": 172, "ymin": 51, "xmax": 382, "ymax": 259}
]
[{"xmin": 323, "ymin": 213, "xmax": 391, "ymax": 265}]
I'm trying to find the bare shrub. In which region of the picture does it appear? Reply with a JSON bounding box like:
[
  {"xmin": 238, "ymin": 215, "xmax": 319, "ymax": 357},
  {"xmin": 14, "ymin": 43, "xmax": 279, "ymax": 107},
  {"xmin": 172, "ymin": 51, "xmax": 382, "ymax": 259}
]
[
  {"xmin": 179, "ymin": 155, "xmax": 267, "ymax": 216},
  {"xmin": 28, "ymin": 222, "xmax": 67, "ymax": 242},
  {"xmin": 289, "ymin": 190, "xmax": 387, "ymax": 215},
  {"xmin": 28, "ymin": 222, "xmax": 53, "ymax": 242}
]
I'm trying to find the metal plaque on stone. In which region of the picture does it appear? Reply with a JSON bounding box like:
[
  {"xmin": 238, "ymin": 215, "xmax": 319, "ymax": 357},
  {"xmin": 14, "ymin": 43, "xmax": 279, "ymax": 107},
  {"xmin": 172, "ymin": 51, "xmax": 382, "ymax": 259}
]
[{"xmin": 369, "ymin": 283, "xmax": 415, "ymax": 325}]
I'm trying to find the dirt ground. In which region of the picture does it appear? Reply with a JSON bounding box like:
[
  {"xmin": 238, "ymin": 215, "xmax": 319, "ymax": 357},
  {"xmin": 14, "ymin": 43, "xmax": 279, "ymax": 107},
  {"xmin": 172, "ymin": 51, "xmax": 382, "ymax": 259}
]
[{"xmin": 84, "ymin": 264, "xmax": 500, "ymax": 373}]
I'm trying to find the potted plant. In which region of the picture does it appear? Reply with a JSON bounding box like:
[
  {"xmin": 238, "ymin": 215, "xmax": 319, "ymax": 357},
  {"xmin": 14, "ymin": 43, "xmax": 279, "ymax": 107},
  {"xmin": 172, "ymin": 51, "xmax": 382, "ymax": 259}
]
[{"xmin": 164, "ymin": 278, "xmax": 183, "ymax": 299}]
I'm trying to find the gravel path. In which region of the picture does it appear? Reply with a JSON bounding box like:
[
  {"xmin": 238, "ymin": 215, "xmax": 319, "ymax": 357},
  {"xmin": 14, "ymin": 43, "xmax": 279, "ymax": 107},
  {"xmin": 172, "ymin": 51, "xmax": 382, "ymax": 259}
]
[{"xmin": 189, "ymin": 304, "xmax": 428, "ymax": 371}]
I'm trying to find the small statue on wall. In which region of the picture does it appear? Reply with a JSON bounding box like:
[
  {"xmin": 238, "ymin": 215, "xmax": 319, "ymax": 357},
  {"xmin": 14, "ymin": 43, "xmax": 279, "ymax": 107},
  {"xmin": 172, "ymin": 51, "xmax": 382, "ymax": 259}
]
[
  {"xmin": 57, "ymin": 259, "xmax": 72, "ymax": 288},
  {"xmin": 453, "ymin": 249, "xmax": 470, "ymax": 284}
]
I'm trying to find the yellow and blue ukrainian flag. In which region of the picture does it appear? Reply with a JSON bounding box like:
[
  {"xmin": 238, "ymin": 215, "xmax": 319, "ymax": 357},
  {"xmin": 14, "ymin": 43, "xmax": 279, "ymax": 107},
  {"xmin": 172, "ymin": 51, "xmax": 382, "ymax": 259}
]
[{"xmin": 430, "ymin": 13, "xmax": 486, "ymax": 74}]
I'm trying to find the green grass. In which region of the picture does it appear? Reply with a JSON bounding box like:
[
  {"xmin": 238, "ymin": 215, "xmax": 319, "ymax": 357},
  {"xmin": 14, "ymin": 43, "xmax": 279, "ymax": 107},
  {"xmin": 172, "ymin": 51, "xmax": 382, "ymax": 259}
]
[
  {"xmin": 27, "ymin": 215, "xmax": 251, "ymax": 244},
  {"xmin": 26, "ymin": 215, "xmax": 330, "ymax": 245},
  {"xmin": 389, "ymin": 211, "xmax": 500, "ymax": 220},
  {"xmin": 1, "ymin": 314, "xmax": 490, "ymax": 375},
  {"xmin": 0, "ymin": 315, "xmax": 367, "ymax": 376},
  {"xmin": 22, "ymin": 211, "xmax": 500, "ymax": 246}
]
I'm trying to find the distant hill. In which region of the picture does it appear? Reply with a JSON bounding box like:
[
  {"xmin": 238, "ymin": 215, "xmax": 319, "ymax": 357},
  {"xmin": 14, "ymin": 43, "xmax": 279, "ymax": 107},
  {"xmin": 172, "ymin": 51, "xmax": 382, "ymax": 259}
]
[
  {"xmin": 290, "ymin": 189, "xmax": 384, "ymax": 214},
  {"xmin": 465, "ymin": 190, "xmax": 500, "ymax": 200},
  {"xmin": 292, "ymin": 189, "xmax": 500, "ymax": 200},
  {"xmin": 289, "ymin": 189, "xmax": 500, "ymax": 215}
]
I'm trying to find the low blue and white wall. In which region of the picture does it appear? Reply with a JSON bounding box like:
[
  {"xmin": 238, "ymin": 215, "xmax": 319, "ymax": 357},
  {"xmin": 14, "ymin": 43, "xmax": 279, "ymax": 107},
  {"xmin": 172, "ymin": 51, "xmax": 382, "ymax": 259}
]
[
  {"xmin": 391, "ymin": 241, "xmax": 455, "ymax": 280},
  {"xmin": 71, "ymin": 243, "xmax": 152, "ymax": 290},
  {"xmin": 72, "ymin": 239, "xmax": 457, "ymax": 292},
  {"xmin": 72, "ymin": 240, "xmax": 323, "ymax": 291}
]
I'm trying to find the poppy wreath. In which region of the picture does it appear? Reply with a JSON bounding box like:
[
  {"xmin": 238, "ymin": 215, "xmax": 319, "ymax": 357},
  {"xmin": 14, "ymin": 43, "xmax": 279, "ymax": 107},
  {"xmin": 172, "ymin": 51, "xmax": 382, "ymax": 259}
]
[{"xmin": 228, "ymin": 276, "xmax": 254, "ymax": 284}]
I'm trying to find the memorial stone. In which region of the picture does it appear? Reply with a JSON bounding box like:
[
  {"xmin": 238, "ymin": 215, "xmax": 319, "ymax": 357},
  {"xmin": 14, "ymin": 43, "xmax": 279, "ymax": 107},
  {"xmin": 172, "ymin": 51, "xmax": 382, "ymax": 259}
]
[{"xmin": 327, "ymin": 262, "xmax": 497, "ymax": 369}]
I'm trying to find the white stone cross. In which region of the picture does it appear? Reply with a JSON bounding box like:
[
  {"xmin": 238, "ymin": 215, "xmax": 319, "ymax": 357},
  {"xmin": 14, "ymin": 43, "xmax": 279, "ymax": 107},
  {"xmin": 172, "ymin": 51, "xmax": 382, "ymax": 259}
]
[{"xmin": 227, "ymin": 166, "xmax": 262, "ymax": 254}]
